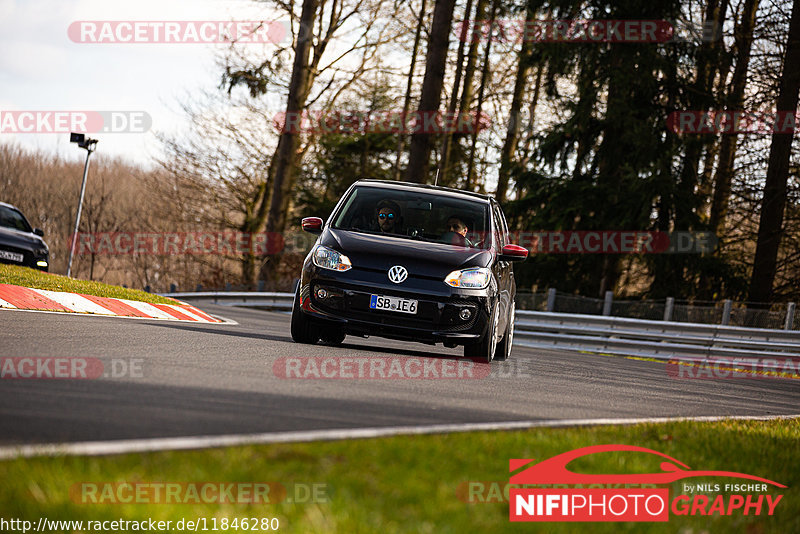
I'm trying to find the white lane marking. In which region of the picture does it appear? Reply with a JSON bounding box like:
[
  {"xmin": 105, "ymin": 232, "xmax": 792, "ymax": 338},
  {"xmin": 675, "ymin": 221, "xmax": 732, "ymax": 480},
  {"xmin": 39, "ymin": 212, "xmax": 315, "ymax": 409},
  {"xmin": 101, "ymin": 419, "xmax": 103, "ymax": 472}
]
[
  {"xmin": 116, "ymin": 299, "xmax": 175, "ymax": 320},
  {"xmin": 0, "ymin": 414, "xmax": 796, "ymax": 459},
  {"xmin": 29, "ymin": 288, "xmax": 115, "ymax": 315},
  {"xmin": 0, "ymin": 297, "xmax": 16, "ymax": 309}
]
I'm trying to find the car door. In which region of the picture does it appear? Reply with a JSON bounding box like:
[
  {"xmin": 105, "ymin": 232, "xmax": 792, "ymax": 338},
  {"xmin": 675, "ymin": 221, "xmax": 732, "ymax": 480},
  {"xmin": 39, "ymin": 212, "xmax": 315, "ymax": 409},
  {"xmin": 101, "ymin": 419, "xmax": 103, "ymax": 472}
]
[{"xmin": 490, "ymin": 200, "xmax": 512, "ymax": 335}]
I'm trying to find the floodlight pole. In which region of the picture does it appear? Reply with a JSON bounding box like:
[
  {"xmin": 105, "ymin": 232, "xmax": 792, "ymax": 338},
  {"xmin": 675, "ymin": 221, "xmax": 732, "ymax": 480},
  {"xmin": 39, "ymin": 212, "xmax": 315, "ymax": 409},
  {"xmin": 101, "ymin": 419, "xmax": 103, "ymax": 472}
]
[{"xmin": 66, "ymin": 139, "xmax": 98, "ymax": 278}]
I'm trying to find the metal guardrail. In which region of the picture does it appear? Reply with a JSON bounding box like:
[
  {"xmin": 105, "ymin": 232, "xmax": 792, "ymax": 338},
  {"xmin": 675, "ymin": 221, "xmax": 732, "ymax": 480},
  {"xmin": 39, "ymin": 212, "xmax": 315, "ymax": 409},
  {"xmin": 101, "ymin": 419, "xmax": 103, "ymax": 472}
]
[
  {"xmin": 514, "ymin": 311, "xmax": 800, "ymax": 369},
  {"xmin": 164, "ymin": 292, "xmax": 800, "ymax": 367},
  {"xmin": 163, "ymin": 291, "xmax": 293, "ymax": 309}
]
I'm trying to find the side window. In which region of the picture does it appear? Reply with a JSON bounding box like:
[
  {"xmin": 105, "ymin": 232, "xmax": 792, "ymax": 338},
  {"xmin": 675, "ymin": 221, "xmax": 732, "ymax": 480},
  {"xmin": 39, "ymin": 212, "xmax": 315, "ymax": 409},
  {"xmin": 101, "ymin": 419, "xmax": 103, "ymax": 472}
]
[
  {"xmin": 491, "ymin": 202, "xmax": 507, "ymax": 248},
  {"xmin": 498, "ymin": 206, "xmax": 509, "ymax": 245}
]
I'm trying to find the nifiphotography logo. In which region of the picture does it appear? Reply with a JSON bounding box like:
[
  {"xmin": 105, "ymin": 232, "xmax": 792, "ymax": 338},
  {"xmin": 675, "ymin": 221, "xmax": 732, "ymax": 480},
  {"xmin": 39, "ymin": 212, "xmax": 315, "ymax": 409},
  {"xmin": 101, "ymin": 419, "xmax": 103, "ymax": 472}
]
[{"xmin": 509, "ymin": 445, "xmax": 785, "ymax": 522}]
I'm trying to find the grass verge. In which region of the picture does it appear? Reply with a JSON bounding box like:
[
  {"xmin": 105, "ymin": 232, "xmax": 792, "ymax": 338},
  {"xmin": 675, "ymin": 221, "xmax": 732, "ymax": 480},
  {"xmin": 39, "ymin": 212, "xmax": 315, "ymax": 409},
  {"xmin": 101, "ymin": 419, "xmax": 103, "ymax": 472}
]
[
  {"xmin": 0, "ymin": 264, "xmax": 178, "ymax": 305},
  {"xmin": 0, "ymin": 419, "xmax": 796, "ymax": 533}
]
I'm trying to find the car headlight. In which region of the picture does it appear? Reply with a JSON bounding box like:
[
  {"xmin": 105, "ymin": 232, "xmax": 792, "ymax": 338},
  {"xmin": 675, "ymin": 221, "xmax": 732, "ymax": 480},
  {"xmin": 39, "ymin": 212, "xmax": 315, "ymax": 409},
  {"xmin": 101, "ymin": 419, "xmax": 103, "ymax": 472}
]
[
  {"xmin": 312, "ymin": 245, "xmax": 352, "ymax": 272},
  {"xmin": 444, "ymin": 267, "xmax": 490, "ymax": 289}
]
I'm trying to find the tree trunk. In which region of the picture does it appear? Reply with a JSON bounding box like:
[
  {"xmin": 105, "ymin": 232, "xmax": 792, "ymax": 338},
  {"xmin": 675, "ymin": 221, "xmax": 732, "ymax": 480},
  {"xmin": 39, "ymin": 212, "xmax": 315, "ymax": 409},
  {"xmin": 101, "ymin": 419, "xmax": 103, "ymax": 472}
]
[
  {"xmin": 709, "ymin": 0, "xmax": 760, "ymax": 236},
  {"xmin": 674, "ymin": 0, "xmax": 729, "ymax": 229},
  {"xmin": 404, "ymin": 0, "xmax": 458, "ymax": 183},
  {"xmin": 748, "ymin": 0, "xmax": 800, "ymax": 303},
  {"xmin": 437, "ymin": 0, "xmax": 474, "ymax": 186},
  {"xmin": 465, "ymin": 0, "xmax": 499, "ymax": 190},
  {"xmin": 441, "ymin": 0, "xmax": 487, "ymax": 184},
  {"xmin": 496, "ymin": 3, "xmax": 535, "ymax": 202},
  {"xmin": 518, "ymin": 61, "xmax": 543, "ymax": 171},
  {"xmin": 264, "ymin": 0, "xmax": 318, "ymax": 238},
  {"xmin": 394, "ymin": 0, "xmax": 428, "ymax": 181}
]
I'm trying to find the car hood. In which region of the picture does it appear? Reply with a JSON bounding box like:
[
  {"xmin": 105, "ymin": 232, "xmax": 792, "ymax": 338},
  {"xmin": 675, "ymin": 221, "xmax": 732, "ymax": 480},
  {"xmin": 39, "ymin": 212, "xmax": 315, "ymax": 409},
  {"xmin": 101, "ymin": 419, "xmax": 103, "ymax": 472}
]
[
  {"xmin": 0, "ymin": 226, "xmax": 47, "ymax": 251},
  {"xmin": 322, "ymin": 229, "xmax": 491, "ymax": 278}
]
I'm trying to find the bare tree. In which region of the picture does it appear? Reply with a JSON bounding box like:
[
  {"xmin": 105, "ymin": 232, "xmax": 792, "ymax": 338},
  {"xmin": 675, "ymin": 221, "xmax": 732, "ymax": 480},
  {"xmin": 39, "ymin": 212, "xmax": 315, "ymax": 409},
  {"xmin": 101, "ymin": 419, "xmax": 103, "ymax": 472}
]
[
  {"xmin": 749, "ymin": 0, "xmax": 800, "ymax": 303},
  {"xmin": 496, "ymin": 2, "xmax": 535, "ymax": 203},
  {"xmin": 404, "ymin": 0, "xmax": 458, "ymax": 183},
  {"xmin": 465, "ymin": 0, "xmax": 500, "ymax": 190},
  {"xmin": 709, "ymin": 0, "xmax": 760, "ymax": 236},
  {"xmin": 440, "ymin": 0, "xmax": 487, "ymax": 185},
  {"xmin": 394, "ymin": 0, "xmax": 429, "ymax": 180}
]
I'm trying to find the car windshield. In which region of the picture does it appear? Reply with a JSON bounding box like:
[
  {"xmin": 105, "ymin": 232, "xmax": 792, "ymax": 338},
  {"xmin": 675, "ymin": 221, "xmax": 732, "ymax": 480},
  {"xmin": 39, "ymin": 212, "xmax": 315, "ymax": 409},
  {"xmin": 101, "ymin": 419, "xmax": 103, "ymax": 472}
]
[
  {"xmin": 0, "ymin": 206, "xmax": 32, "ymax": 232},
  {"xmin": 332, "ymin": 186, "xmax": 491, "ymax": 248}
]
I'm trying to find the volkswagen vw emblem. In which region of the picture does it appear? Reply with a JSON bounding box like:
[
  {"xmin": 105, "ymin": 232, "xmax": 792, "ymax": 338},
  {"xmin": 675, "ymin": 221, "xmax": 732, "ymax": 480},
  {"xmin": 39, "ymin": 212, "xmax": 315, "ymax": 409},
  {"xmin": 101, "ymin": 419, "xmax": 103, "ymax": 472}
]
[{"xmin": 388, "ymin": 265, "xmax": 408, "ymax": 284}]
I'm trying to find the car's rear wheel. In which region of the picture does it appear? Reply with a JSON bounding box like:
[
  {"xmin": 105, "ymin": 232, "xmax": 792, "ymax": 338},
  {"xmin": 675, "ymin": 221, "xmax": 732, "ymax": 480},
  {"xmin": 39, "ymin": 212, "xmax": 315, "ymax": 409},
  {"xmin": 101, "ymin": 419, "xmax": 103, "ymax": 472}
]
[
  {"xmin": 464, "ymin": 304, "xmax": 499, "ymax": 362},
  {"xmin": 494, "ymin": 307, "xmax": 514, "ymax": 361},
  {"xmin": 291, "ymin": 285, "xmax": 319, "ymax": 344}
]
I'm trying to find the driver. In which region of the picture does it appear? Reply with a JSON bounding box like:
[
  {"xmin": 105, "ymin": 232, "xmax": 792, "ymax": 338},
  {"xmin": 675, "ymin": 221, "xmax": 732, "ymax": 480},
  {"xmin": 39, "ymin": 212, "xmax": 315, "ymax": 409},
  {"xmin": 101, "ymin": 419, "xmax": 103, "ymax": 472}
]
[{"xmin": 376, "ymin": 199, "xmax": 401, "ymax": 233}]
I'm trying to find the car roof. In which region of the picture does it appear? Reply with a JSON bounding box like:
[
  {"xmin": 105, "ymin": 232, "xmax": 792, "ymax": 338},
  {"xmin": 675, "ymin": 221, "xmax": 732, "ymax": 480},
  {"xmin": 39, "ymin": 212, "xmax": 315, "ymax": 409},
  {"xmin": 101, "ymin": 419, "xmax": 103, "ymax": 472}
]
[
  {"xmin": 353, "ymin": 179, "xmax": 493, "ymax": 203},
  {"xmin": 0, "ymin": 201, "xmax": 20, "ymax": 210}
]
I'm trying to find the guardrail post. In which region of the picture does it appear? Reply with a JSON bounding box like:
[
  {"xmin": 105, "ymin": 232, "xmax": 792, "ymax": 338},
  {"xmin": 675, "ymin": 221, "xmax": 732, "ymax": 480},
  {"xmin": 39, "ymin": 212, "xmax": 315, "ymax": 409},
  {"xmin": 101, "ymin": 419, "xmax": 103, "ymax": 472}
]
[
  {"xmin": 785, "ymin": 302, "xmax": 796, "ymax": 330},
  {"xmin": 257, "ymin": 280, "xmax": 265, "ymax": 292},
  {"xmin": 721, "ymin": 299, "xmax": 732, "ymax": 326},
  {"xmin": 602, "ymin": 291, "xmax": 613, "ymax": 316},
  {"xmin": 663, "ymin": 297, "xmax": 674, "ymax": 322},
  {"xmin": 546, "ymin": 288, "xmax": 557, "ymax": 312},
  {"xmin": 170, "ymin": 283, "xmax": 177, "ymax": 293}
]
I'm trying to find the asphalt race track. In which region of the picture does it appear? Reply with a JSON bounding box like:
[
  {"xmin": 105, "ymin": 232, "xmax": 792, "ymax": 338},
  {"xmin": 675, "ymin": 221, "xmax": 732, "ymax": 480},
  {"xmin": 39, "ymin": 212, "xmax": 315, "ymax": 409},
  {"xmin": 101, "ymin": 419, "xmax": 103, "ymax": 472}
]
[{"xmin": 1, "ymin": 303, "xmax": 798, "ymax": 446}]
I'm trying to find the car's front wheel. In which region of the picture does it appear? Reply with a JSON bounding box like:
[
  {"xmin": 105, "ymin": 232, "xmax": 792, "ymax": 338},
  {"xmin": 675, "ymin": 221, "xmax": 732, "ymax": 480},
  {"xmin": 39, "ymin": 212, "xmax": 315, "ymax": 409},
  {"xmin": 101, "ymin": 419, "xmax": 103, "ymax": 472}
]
[
  {"xmin": 320, "ymin": 328, "xmax": 346, "ymax": 345},
  {"xmin": 464, "ymin": 304, "xmax": 499, "ymax": 362},
  {"xmin": 291, "ymin": 285, "xmax": 320, "ymax": 344},
  {"xmin": 494, "ymin": 306, "xmax": 514, "ymax": 361}
]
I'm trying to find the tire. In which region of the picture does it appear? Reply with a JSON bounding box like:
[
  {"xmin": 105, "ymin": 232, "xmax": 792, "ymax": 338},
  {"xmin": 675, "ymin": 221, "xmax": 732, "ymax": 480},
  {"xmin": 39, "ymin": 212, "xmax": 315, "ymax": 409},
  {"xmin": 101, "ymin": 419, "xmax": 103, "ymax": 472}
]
[
  {"xmin": 494, "ymin": 306, "xmax": 514, "ymax": 361},
  {"xmin": 464, "ymin": 304, "xmax": 499, "ymax": 362},
  {"xmin": 291, "ymin": 284, "xmax": 319, "ymax": 344},
  {"xmin": 320, "ymin": 329, "xmax": 346, "ymax": 345}
]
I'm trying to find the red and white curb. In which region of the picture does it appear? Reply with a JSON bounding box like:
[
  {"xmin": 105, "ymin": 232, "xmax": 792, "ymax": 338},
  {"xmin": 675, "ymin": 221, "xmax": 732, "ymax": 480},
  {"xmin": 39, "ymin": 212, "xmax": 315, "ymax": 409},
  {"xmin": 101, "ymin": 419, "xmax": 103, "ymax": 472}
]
[{"xmin": 0, "ymin": 283, "xmax": 222, "ymax": 323}]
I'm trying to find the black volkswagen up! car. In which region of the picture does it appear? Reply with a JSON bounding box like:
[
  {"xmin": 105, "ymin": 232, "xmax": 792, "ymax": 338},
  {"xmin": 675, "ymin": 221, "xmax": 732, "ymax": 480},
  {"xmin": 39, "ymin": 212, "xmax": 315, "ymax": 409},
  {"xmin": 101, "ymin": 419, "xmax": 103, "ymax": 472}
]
[
  {"xmin": 0, "ymin": 202, "xmax": 49, "ymax": 271},
  {"xmin": 291, "ymin": 180, "xmax": 528, "ymax": 362}
]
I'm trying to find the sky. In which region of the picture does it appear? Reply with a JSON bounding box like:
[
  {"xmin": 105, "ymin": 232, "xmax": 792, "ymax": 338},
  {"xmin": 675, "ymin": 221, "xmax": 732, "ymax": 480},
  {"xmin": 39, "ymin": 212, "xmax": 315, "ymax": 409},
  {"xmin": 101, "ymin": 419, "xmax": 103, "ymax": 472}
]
[{"xmin": 0, "ymin": 0, "xmax": 279, "ymax": 167}]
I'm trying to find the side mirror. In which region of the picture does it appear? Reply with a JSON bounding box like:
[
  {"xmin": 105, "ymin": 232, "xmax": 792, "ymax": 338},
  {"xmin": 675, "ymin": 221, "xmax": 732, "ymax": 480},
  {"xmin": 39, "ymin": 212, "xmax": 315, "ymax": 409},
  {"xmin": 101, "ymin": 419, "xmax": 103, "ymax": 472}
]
[
  {"xmin": 33, "ymin": 228, "xmax": 45, "ymax": 237},
  {"xmin": 499, "ymin": 244, "xmax": 528, "ymax": 262},
  {"xmin": 302, "ymin": 217, "xmax": 323, "ymax": 234}
]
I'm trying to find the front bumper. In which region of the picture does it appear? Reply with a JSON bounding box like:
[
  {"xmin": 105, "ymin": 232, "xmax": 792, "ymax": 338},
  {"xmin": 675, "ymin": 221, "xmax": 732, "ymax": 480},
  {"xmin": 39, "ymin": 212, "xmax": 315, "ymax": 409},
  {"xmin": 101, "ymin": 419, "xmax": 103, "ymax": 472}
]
[
  {"xmin": 299, "ymin": 264, "xmax": 493, "ymax": 345},
  {"xmin": 0, "ymin": 245, "xmax": 49, "ymax": 271}
]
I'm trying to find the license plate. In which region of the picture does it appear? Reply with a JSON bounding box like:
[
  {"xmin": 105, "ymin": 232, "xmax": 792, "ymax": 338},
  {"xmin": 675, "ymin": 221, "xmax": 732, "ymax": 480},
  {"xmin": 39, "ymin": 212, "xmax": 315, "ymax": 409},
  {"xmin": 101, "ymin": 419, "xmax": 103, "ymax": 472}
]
[
  {"xmin": 0, "ymin": 250, "xmax": 23, "ymax": 263},
  {"xmin": 370, "ymin": 294, "xmax": 418, "ymax": 314}
]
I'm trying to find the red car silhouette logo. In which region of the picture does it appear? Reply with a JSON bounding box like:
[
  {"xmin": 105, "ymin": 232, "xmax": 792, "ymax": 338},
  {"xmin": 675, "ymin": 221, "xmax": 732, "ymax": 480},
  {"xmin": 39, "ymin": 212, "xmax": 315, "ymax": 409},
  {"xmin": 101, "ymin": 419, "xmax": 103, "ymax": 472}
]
[{"xmin": 510, "ymin": 444, "xmax": 785, "ymax": 487}]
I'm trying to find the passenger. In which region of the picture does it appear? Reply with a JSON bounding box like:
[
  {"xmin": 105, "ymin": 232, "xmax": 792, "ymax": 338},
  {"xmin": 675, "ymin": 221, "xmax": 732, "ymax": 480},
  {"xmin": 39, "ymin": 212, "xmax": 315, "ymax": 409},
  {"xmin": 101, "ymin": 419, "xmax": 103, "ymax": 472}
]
[{"xmin": 441, "ymin": 216, "xmax": 472, "ymax": 247}]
